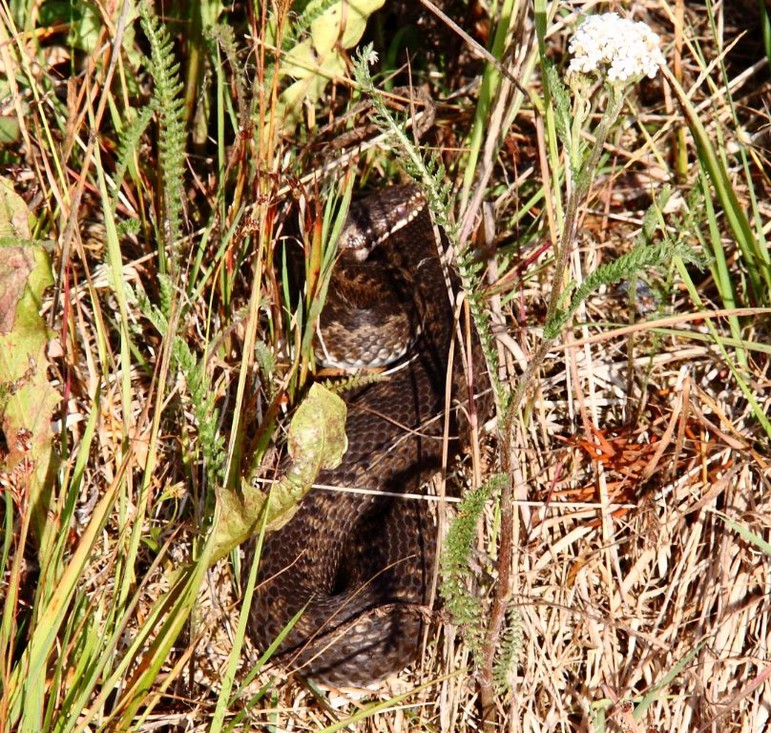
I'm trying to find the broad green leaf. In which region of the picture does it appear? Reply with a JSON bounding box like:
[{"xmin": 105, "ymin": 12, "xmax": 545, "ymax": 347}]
[
  {"xmin": 210, "ymin": 383, "xmax": 347, "ymax": 563},
  {"xmin": 0, "ymin": 177, "xmax": 58, "ymax": 545},
  {"xmin": 270, "ymin": 0, "xmax": 385, "ymax": 137},
  {"xmin": 0, "ymin": 115, "xmax": 20, "ymax": 144}
]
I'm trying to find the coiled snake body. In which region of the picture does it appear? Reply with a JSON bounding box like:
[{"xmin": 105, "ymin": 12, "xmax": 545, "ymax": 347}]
[{"xmin": 249, "ymin": 186, "xmax": 470, "ymax": 687}]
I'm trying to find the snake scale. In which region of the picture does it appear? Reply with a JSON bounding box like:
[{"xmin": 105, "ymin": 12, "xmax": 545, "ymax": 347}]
[{"xmin": 248, "ymin": 185, "xmax": 476, "ymax": 687}]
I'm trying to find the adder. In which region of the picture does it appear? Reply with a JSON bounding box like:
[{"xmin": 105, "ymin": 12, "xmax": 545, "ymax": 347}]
[{"xmin": 248, "ymin": 185, "xmax": 482, "ymax": 687}]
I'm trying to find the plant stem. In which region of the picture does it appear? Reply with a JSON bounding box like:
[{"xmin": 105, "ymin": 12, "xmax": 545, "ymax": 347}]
[{"xmin": 480, "ymin": 84, "xmax": 626, "ymax": 726}]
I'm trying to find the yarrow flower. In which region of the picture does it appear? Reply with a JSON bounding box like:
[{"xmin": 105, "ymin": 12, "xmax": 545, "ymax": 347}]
[{"xmin": 568, "ymin": 13, "xmax": 665, "ymax": 83}]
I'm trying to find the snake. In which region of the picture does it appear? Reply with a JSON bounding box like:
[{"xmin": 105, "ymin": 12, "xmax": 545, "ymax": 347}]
[{"xmin": 248, "ymin": 185, "xmax": 475, "ymax": 687}]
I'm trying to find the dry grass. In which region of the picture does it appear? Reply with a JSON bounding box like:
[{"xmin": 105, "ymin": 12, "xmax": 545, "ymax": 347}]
[{"xmin": 1, "ymin": 0, "xmax": 770, "ymax": 731}]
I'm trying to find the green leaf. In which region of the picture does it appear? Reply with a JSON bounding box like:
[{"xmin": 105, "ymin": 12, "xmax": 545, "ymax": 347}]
[
  {"xmin": 210, "ymin": 383, "xmax": 347, "ymax": 563},
  {"xmin": 0, "ymin": 115, "xmax": 20, "ymax": 144},
  {"xmin": 271, "ymin": 0, "xmax": 385, "ymax": 136},
  {"xmin": 711, "ymin": 510, "xmax": 771, "ymax": 557},
  {"xmin": 0, "ymin": 177, "xmax": 58, "ymax": 545}
]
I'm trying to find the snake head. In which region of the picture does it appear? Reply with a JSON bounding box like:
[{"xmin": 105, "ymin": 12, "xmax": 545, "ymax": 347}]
[{"xmin": 338, "ymin": 185, "xmax": 427, "ymax": 262}]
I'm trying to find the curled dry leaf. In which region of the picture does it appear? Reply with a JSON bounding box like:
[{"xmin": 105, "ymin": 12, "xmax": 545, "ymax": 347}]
[{"xmin": 211, "ymin": 382, "xmax": 347, "ymax": 563}]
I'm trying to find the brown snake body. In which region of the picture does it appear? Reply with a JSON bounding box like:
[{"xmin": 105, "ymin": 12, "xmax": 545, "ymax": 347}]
[{"xmin": 248, "ymin": 186, "xmax": 473, "ymax": 686}]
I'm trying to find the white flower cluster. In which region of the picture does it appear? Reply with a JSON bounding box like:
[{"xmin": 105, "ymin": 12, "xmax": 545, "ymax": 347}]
[{"xmin": 568, "ymin": 12, "xmax": 665, "ymax": 83}]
